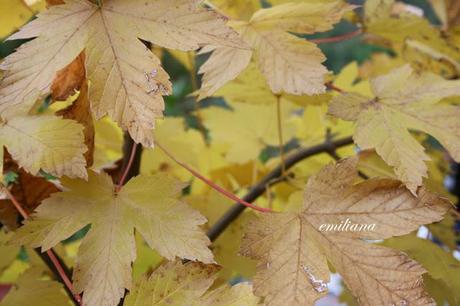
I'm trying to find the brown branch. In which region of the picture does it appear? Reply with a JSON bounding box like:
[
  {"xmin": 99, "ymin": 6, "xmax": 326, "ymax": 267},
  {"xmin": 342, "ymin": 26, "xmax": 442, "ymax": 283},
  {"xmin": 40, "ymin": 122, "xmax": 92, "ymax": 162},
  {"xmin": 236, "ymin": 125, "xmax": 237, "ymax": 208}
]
[
  {"xmin": 310, "ymin": 28, "xmax": 363, "ymax": 44},
  {"xmin": 115, "ymin": 133, "xmax": 143, "ymax": 306},
  {"xmin": 3, "ymin": 187, "xmax": 82, "ymax": 305},
  {"xmin": 206, "ymin": 135, "xmax": 354, "ymax": 241},
  {"xmin": 326, "ymin": 82, "xmax": 345, "ymax": 93},
  {"xmin": 275, "ymin": 95, "xmax": 286, "ymax": 175},
  {"xmin": 116, "ymin": 138, "xmax": 139, "ymax": 191},
  {"xmin": 117, "ymin": 133, "xmax": 143, "ymax": 187},
  {"xmin": 155, "ymin": 141, "xmax": 272, "ymax": 213}
]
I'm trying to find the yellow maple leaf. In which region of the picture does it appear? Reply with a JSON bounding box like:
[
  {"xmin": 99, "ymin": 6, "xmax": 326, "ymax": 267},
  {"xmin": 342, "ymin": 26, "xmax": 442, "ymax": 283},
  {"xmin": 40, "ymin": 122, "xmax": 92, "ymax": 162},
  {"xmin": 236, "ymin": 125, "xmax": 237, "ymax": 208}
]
[
  {"xmin": 293, "ymin": 62, "xmax": 366, "ymax": 146},
  {"xmin": 201, "ymin": 102, "xmax": 296, "ymax": 164},
  {"xmin": 248, "ymin": 1, "xmax": 354, "ymax": 33},
  {"xmin": 13, "ymin": 171, "xmax": 214, "ymax": 306},
  {"xmin": 329, "ymin": 64, "xmax": 460, "ymax": 193},
  {"xmin": 0, "ymin": 267, "xmax": 72, "ymax": 306},
  {"xmin": 92, "ymin": 116, "xmax": 123, "ymax": 170},
  {"xmin": 0, "ymin": 115, "xmax": 87, "ymax": 178},
  {"xmin": 141, "ymin": 117, "xmax": 205, "ymax": 181},
  {"xmin": 268, "ymin": 0, "xmax": 345, "ymax": 5},
  {"xmin": 359, "ymin": 53, "xmax": 405, "ymax": 79},
  {"xmin": 132, "ymin": 232, "xmax": 162, "ymax": 280},
  {"xmin": 0, "ymin": 0, "xmax": 45, "ymax": 39},
  {"xmin": 332, "ymin": 62, "xmax": 372, "ymax": 95},
  {"xmin": 188, "ymin": 147, "xmax": 268, "ymax": 195},
  {"xmin": 125, "ymin": 261, "xmax": 259, "ymax": 306},
  {"xmin": 241, "ymin": 157, "xmax": 450, "ymax": 306},
  {"xmin": 0, "ymin": 231, "xmax": 19, "ymax": 275},
  {"xmin": 365, "ymin": 0, "xmax": 460, "ymax": 78},
  {"xmin": 208, "ymin": 0, "xmax": 261, "ymax": 20},
  {"xmin": 0, "ymin": 0, "xmax": 243, "ymax": 146},
  {"xmin": 358, "ymin": 148, "xmax": 455, "ymax": 201},
  {"xmin": 199, "ymin": 1, "xmax": 354, "ymax": 98},
  {"xmin": 211, "ymin": 62, "xmax": 330, "ymax": 106},
  {"xmin": 382, "ymin": 235, "xmax": 460, "ymax": 304},
  {"xmin": 187, "ymin": 192, "xmax": 257, "ymax": 281}
]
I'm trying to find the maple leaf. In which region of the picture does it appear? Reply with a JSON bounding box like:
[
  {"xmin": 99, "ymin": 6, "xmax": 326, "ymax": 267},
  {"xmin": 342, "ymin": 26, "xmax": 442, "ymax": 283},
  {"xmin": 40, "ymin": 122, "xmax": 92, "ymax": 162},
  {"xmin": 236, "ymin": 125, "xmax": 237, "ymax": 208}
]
[
  {"xmin": 93, "ymin": 116, "xmax": 123, "ymax": 170},
  {"xmin": 0, "ymin": 0, "xmax": 243, "ymax": 146},
  {"xmin": 187, "ymin": 192, "xmax": 257, "ymax": 281},
  {"xmin": 201, "ymin": 102, "xmax": 296, "ymax": 164},
  {"xmin": 210, "ymin": 0, "xmax": 261, "ymax": 19},
  {"xmin": 51, "ymin": 52, "xmax": 86, "ymax": 102},
  {"xmin": 141, "ymin": 117, "xmax": 206, "ymax": 181},
  {"xmin": 382, "ymin": 235, "xmax": 460, "ymax": 304},
  {"xmin": 199, "ymin": 1, "xmax": 354, "ymax": 98},
  {"xmin": 0, "ymin": 153, "xmax": 60, "ymax": 230},
  {"xmin": 210, "ymin": 62, "xmax": 327, "ymax": 105},
  {"xmin": 13, "ymin": 171, "xmax": 214, "ymax": 306},
  {"xmin": 53, "ymin": 54, "xmax": 95, "ymax": 166},
  {"xmin": 328, "ymin": 64, "xmax": 460, "ymax": 193},
  {"xmin": 125, "ymin": 261, "xmax": 259, "ymax": 306},
  {"xmin": 240, "ymin": 157, "xmax": 450, "ymax": 306},
  {"xmin": 0, "ymin": 231, "xmax": 18, "ymax": 274},
  {"xmin": 364, "ymin": 0, "xmax": 460, "ymax": 78},
  {"xmin": 0, "ymin": 115, "xmax": 87, "ymax": 179},
  {"xmin": 0, "ymin": 0, "xmax": 43, "ymax": 39},
  {"xmin": 0, "ymin": 267, "xmax": 72, "ymax": 306},
  {"xmin": 56, "ymin": 81, "xmax": 95, "ymax": 167}
]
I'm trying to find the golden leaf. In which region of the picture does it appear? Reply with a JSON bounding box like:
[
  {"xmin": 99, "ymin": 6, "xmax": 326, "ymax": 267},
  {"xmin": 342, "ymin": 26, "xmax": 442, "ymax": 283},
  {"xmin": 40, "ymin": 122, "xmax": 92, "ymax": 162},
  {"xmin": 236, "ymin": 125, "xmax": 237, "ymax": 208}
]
[
  {"xmin": 13, "ymin": 171, "xmax": 214, "ymax": 306},
  {"xmin": 329, "ymin": 65, "xmax": 460, "ymax": 193},
  {"xmin": 199, "ymin": 1, "xmax": 354, "ymax": 98},
  {"xmin": 125, "ymin": 261, "xmax": 259, "ymax": 306},
  {"xmin": 201, "ymin": 102, "xmax": 296, "ymax": 164},
  {"xmin": 241, "ymin": 157, "xmax": 450, "ymax": 306},
  {"xmin": 0, "ymin": 115, "xmax": 87, "ymax": 179},
  {"xmin": 0, "ymin": 0, "xmax": 243, "ymax": 146},
  {"xmin": 0, "ymin": 267, "xmax": 72, "ymax": 306}
]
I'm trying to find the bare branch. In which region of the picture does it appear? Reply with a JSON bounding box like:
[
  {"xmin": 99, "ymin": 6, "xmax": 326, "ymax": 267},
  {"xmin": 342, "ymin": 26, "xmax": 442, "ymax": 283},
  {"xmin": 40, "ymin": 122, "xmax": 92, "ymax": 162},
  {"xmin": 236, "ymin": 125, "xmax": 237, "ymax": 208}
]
[{"xmin": 206, "ymin": 135, "xmax": 354, "ymax": 241}]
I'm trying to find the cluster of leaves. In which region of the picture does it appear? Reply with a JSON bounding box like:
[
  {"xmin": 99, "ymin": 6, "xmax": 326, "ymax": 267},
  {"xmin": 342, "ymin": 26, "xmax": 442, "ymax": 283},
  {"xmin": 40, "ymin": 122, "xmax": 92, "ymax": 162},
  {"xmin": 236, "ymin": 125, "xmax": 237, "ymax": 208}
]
[{"xmin": 0, "ymin": 0, "xmax": 459, "ymax": 306}]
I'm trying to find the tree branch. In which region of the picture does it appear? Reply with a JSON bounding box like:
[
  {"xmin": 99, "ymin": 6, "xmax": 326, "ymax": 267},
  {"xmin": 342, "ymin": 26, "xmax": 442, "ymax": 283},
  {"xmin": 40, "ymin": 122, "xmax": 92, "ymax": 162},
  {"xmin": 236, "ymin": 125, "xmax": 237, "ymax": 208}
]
[
  {"xmin": 34, "ymin": 249, "xmax": 78, "ymax": 304},
  {"xmin": 155, "ymin": 141, "xmax": 272, "ymax": 213},
  {"xmin": 118, "ymin": 133, "xmax": 143, "ymax": 186},
  {"xmin": 206, "ymin": 136, "xmax": 354, "ymax": 241},
  {"xmin": 2, "ymin": 187, "xmax": 82, "ymax": 305},
  {"xmin": 310, "ymin": 28, "xmax": 363, "ymax": 44},
  {"xmin": 116, "ymin": 133, "xmax": 143, "ymax": 306}
]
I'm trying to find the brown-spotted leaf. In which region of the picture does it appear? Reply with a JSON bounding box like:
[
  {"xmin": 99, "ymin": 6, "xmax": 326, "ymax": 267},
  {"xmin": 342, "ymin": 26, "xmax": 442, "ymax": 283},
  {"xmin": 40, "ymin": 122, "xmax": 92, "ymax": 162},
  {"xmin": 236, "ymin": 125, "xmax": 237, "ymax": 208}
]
[
  {"xmin": 241, "ymin": 157, "xmax": 450, "ymax": 306},
  {"xmin": 0, "ymin": 0, "xmax": 244, "ymax": 146}
]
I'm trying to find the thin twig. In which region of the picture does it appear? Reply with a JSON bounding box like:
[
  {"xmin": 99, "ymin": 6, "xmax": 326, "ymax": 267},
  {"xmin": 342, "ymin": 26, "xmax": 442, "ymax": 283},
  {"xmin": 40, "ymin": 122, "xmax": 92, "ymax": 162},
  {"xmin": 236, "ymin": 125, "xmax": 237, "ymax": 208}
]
[
  {"xmin": 326, "ymin": 82, "xmax": 345, "ymax": 93},
  {"xmin": 116, "ymin": 133, "xmax": 143, "ymax": 191},
  {"xmin": 310, "ymin": 28, "xmax": 363, "ymax": 44},
  {"xmin": 154, "ymin": 141, "xmax": 272, "ymax": 213},
  {"xmin": 275, "ymin": 95, "xmax": 286, "ymax": 175},
  {"xmin": 116, "ymin": 140, "xmax": 138, "ymax": 192},
  {"xmin": 206, "ymin": 136, "xmax": 354, "ymax": 241},
  {"xmin": 116, "ymin": 133, "xmax": 143, "ymax": 305},
  {"xmin": 2, "ymin": 187, "xmax": 82, "ymax": 305},
  {"xmin": 45, "ymin": 250, "xmax": 77, "ymax": 297}
]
